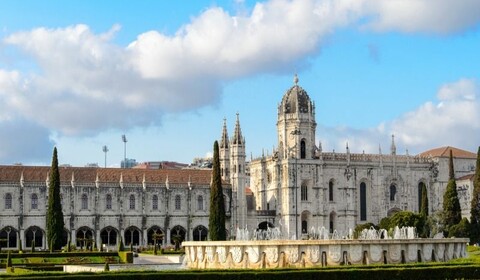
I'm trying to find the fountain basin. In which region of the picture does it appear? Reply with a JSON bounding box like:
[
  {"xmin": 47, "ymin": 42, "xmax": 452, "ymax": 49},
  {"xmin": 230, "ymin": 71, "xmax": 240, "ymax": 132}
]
[{"xmin": 182, "ymin": 238, "xmax": 468, "ymax": 269}]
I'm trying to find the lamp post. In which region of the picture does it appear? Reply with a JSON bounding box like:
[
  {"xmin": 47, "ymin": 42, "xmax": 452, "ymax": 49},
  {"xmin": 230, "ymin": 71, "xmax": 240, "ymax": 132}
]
[
  {"xmin": 102, "ymin": 145, "xmax": 109, "ymax": 168},
  {"xmin": 122, "ymin": 135, "xmax": 127, "ymax": 168}
]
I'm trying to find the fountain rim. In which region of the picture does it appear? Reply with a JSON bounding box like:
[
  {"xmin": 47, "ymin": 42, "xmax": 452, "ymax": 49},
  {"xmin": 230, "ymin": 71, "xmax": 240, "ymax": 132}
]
[{"xmin": 183, "ymin": 237, "xmax": 469, "ymax": 246}]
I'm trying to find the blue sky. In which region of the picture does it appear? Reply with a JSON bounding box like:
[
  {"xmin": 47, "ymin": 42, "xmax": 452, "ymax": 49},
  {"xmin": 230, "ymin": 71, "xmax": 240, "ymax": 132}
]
[{"xmin": 0, "ymin": 0, "xmax": 479, "ymax": 167}]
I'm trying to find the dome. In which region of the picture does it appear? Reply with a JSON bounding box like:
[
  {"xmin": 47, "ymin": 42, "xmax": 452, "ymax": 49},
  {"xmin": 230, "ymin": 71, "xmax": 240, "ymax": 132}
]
[{"xmin": 279, "ymin": 75, "xmax": 312, "ymax": 114}]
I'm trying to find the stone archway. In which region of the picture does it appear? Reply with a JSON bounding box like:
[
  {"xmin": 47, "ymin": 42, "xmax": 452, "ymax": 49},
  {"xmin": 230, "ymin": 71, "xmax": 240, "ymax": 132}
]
[
  {"xmin": 147, "ymin": 226, "xmax": 164, "ymax": 245},
  {"xmin": 124, "ymin": 226, "xmax": 141, "ymax": 246},
  {"xmin": 25, "ymin": 226, "xmax": 44, "ymax": 248},
  {"xmin": 170, "ymin": 225, "xmax": 186, "ymax": 245},
  {"xmin": 258, "ymin": 221, "xmax": 274, "ymax": 230},
  {"xmin": 0, "ymin": 226, "xmax": 17, "ymax": 249},
  {"xmin": 301, "ymin": 210, "xmax": 311, "ymax": 234},
  {"xmin": 193, "ymin": 225, "xmax": 208, "ymax": 241},
  {"xmin": 100, "ymin": 226, "xmax": 118, "ymax": 246},
  {"xmin": 76, "ymin": 226, "xmax": 94, "ymax": 249}
]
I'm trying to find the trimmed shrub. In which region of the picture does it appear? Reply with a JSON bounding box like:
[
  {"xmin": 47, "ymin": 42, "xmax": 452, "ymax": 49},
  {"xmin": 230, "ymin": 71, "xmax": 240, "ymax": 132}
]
[
  {"xmin": 118, "ymin": 251, "xmax": 133, "ymax": 263},
  {"xmin": 118, "ymin": 239, "xmax": 124, "ymax": 252}
]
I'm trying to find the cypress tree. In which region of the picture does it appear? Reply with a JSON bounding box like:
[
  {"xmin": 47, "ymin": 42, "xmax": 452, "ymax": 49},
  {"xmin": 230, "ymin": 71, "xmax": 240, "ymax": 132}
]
[
  {"xmin": 46, "ymin": 147, "xmax": 65, "ymax": 251},
  {"xmin": 208, "ymin": 141, "xmax": 226, "ymax": 241},
  {"xmin": 442, "ymin": 150, "xmax": 462, "ymax": 234},
  {"xmin": 470, "ymin": 146, "xmax": 480, "ymax": 244},
  {"xmin": 420, "ymin": 183, "xmax": 429, "ymax": 217}
]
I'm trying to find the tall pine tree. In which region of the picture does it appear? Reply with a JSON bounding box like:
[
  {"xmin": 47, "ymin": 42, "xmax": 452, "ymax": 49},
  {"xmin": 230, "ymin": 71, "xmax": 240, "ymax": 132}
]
[
  {"xmin": 209, "ymin": 141, "xmax": 226, "ymax": 241},
  {"xmin": 442, "ymin": 149, "xmax": 461, "ymax": 235},
  {"xmin": 46, "ymin": 147, "xmax": 65, "ymax": 251},
  {"xmin": 470, "ymin": 146, "xmax": 480, "ymax": 244}
]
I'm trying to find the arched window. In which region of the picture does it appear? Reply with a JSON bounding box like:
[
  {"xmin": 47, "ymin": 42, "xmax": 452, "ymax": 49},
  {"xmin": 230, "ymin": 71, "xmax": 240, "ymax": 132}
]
[
  {"xmin": 301, "ymin": 183, "xmax": 308, "ymax": 201},
  {"xmin": 5, "ymin": 193, "xmax": 12, "ymax": 210},
  {"xmin": 31, "ymin": 193, "xmax": 38, "ymax": 210},
  {"xmin": 390, "ymin": 184, "xmax": 397, "ymax": 201},
  {"xmin": 152, "ymin": 195, "xmax": 158, "ymax": 210},
  {"xmin": 129, "ymin": 194, "xmax": 135, "ymax": 210},
  {"xmin": 329, "ymin": 180, "xmax": 334, "ymax": 202},
  {"xmin": 300, "ymin": 139, "xmax": 306, "ymax": 159},
  {"xmin": 106, "ymin": 194, "xmax": 112, "ymax": 210},
  {"xmin": 175, "ymin": 195, "xmax": 181, "ymax": 210},
  {"xmin": 329, "ymin": 212, "xmax": 336, "ymax": 234},
  {"xmin": 197, "ymin": 195, "xmax": 204, "ymax": 211},
  {"xmin": 360, "ymin": 182, "xmax": 367, "ymax": 221},
  {"xmin": 81, "ymin": 194, "xmax": 88, "ymax": 210},
  {"xmin": 223, "ymin": 194, "xmax": 229, "ymax": 211}
]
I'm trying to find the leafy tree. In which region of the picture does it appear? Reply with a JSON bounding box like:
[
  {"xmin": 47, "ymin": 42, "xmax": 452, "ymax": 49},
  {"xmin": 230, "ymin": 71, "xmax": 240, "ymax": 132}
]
[
  {"xmin": 390, "ymin": 211, "xmax": 425, "ymax": 231},
  {"xmin": 208, "ymin": 141, "xmax": 227, "ymax": 241},
  {"xmin": 420, "ymin": 183, "xmax": 429, "ymax": 217},
  {"xmin": 442, "ymin": 150, "xmax": 462, "ymax": 236},
  {"xmin": 46, "ymin": 147, "xmax": 65, "ymax": 251},
  {"xmin": 379, "ymin": 217, "xmax": 391, "ymax": 230},
  {"xmin": 470, "ymin": 147, "xmax": 480, "ymax": 244},
  {"xmin": 449, "ymin": 217, "xmax": 470, "ymax": 238}
]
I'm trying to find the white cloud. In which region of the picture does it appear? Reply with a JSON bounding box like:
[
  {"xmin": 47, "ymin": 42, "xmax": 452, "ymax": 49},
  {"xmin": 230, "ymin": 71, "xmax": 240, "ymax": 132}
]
[
  {"xmin": 321, "ymin": 79, "xmax": 480, "ymax": 155},
  {"xmin": 1, "ymin": 0, "xmax": 480, "ymax": 163},
  {"xmin": 362, "ymin": 0, "xmax": 480, "ymax": 34}
]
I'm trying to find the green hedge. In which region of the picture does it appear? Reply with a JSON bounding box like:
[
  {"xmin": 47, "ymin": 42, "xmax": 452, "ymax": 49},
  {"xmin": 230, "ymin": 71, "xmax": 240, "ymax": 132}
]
[
  {"xmin": 0, "ymin": 252, "xmax": 117, "ymax": 258},
  {"xmin": 1, "ymin": 264, "xmax": 480, "ymax": 279}
]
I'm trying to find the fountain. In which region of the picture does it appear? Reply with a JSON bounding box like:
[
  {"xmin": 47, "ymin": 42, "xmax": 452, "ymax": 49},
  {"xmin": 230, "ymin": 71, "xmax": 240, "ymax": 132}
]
[{"xmin": 183, "ymin": 226, "xmax": 468, "ymax": 269}]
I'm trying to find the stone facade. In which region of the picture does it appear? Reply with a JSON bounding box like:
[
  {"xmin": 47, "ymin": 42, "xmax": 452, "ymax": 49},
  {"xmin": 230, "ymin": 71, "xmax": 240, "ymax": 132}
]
[
  {"xmin": 0, "ymin": 167, "xmax": 231, "ymax": 250},
  {"xmin": 221, "ymin": 75, "xmax": 477, "ymax": 239}
]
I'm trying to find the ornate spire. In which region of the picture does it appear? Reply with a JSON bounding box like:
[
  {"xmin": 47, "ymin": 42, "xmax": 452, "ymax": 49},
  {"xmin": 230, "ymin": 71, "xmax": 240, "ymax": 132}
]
[
  {"xmin": 294, "ymin": 73, "xmax": 299, "ymax": 85},
  {"xmin": 390, "ymin": 134, "xmax": 396, "ymax": 155},
  {"xmin": 220, "ymin": 118, "xmax": 229, "ymax": 149},
  {"xmin": 232, "ymin": 113, "xmax": 243, "ymax": 145}
]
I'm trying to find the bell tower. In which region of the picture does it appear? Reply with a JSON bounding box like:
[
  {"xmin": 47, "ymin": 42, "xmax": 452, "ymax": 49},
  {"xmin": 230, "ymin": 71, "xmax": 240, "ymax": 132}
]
[
  {"xmin": 230, "ymin": 113, "xmax": 247, "ymax": 229},
  {"xmin": 277, "ymin": 74, "xmax": 316, "ymax": 160}
]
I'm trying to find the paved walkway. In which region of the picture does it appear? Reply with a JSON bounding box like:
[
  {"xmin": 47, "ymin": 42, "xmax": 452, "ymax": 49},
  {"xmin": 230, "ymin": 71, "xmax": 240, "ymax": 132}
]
[{"xmin": 134, "ymin": 254, "xmax": 183, "ymax": 265}]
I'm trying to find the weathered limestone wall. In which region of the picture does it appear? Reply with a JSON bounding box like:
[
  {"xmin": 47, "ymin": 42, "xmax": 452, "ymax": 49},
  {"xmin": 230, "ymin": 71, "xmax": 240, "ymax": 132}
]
[{"xmin": 183, "ymin": 239, "xmax": 468, "ymax": 269}]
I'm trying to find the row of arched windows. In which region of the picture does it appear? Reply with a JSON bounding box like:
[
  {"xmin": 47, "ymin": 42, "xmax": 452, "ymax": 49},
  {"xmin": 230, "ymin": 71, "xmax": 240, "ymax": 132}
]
[
  {"xmin": 3, "ymin": 192, "xmax": 207, "ymax": 212},
  {"xmin": 78, "ymin": 193, "xmax": 206, "ymax": 212},
  {"xmin": 4, "ymin": 193, "xmax": 38, "ymax": 210}
]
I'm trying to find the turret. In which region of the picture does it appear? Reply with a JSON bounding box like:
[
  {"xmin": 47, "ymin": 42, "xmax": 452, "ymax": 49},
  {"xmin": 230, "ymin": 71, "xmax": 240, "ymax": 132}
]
[
  {"xmin": 277, "ymin": 74, "xmax": 317, "ymax": 159},
  {"xmin": 219, "ymin": 118, "xmax": 230, "ymax": 182},
  {"xmin": 229, "ymin": 113, "xmax": 247, "ymax": 229}
]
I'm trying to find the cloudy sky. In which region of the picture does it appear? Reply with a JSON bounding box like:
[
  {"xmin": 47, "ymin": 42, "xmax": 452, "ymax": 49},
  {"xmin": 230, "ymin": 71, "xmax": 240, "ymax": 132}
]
[{"xmin": 0, "ymin": 0, "xmax": 479, "ymax": 167}]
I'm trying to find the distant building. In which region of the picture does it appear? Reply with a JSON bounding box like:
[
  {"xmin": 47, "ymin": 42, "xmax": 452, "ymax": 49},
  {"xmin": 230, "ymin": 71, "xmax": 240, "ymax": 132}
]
[
  {"xmin": 133, "ymin": 161, "xmax": 189, "ymax": 170},
  {"xmin": 121, "ymin": 158, "xmax": 137, "ymax": 168},
  {"xmin": 190, "ymin": 157, "xmax": 213, "ymax": 169}
]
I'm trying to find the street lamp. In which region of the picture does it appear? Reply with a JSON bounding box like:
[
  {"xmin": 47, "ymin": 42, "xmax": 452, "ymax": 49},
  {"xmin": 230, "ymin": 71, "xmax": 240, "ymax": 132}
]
[
  {"xmin": 122, "ymin": 135, "xmax": 127, "ymax": 168},
  {"xmin": 102, "ymin": 145, "xmax": 109, "ymax": 168}
]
